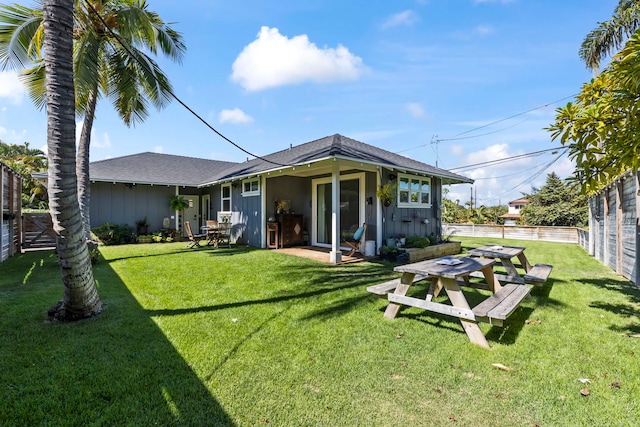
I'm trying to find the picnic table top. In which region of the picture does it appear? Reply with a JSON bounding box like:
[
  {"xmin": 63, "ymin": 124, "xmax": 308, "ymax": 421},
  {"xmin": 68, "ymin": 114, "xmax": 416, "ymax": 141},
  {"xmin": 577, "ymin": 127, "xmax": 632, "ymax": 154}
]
[
  {"xmin": 467, "ymin": 245, "xmax": 526, "ymax": 258},
  {"xmin": 394, "ymin": 256, "xmax": 495, "ymax": 280}
]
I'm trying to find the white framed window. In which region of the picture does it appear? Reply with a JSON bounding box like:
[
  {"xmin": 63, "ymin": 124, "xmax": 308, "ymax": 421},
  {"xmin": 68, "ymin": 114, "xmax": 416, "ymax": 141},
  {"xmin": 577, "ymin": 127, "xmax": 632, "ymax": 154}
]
[
  {"xmin": 397, "ymin": 174, "xmax": 431, "ymax": 208},
  {"xmin": 242, "ymin": 177, "xmax": 260, "ymax": 197},
  {"xmin": 221, "ymin": 183, "xmax": 232, "ymax": 211}
]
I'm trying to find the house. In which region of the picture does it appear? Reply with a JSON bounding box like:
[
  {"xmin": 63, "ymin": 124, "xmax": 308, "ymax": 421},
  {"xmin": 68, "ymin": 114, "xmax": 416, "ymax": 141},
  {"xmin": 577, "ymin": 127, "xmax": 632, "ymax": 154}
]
[
  {"xmin": 79, "ymin": 134, "xmax": 473, "ymax": 263},
  {"xmin": 499, "ymin": 198, "xmax": 529, "ymax": 225},
  {"xmin": 1, "ymin": 160, "xmax": 22, "ymax": 262}
]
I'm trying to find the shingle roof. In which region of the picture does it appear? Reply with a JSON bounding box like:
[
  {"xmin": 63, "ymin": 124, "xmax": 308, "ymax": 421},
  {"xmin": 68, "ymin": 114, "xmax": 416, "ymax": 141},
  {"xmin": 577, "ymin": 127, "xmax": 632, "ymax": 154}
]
[
  {"xmin": 201, "ymin": 134, "xmax": 473, "ymax": 185},
  {"xmin": 84, "ymin": 134, "xmax": 473, "ymax": 186},
  {"xmin": 88, "ymin": 152, "xmax": 237, "ymax": 186}
]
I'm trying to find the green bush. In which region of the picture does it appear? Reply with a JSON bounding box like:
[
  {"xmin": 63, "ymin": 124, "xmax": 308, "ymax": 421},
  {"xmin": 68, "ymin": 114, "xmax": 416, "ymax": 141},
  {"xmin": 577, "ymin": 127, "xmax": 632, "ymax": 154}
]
[
  {"xmin": 92, "ymin": 222, "xmax": 135, "ymax": 245},
  {"xmin": 404, "ymin": 236, "xmax": 431, "ymax": 248}
]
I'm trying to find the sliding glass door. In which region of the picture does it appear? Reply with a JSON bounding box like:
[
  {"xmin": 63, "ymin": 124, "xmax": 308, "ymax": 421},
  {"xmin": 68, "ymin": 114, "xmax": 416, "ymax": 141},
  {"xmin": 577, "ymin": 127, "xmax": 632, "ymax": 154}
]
[{"xmin": 312, "ymin": 173, "xmax": 364, "ymax": 247}]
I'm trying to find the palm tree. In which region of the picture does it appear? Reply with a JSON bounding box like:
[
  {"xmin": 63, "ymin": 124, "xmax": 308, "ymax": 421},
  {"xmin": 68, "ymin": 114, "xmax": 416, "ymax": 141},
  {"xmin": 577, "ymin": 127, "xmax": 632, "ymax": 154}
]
[
  {"xmin": 0, "ymin": 0, "xmax": 186, "ymax": 240},
  {"xmin": 42, "ymin": 0, "xmax": 102, "ymax": 320},
  {"xmin": 579, "ymin": 0, "xmax": 640, "ymax": 72}
]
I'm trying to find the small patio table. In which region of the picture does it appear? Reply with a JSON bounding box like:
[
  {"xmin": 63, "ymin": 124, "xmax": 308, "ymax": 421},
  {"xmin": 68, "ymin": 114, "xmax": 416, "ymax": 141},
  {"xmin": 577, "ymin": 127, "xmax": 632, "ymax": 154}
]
[
  {"xmin": 201, "ymin": 225, "xmax": 220, "ymax": 247},
  {"xmin": 385, "ymin": 256, "xmax": 509, "ymax": 348}
]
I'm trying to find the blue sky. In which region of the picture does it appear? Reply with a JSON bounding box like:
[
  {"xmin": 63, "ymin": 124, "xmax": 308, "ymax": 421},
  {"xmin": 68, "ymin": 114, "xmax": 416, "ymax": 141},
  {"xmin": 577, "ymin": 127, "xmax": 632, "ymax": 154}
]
[{"xmin": 0, "ymin": 0, "xmax": 618, "ymax": 205}]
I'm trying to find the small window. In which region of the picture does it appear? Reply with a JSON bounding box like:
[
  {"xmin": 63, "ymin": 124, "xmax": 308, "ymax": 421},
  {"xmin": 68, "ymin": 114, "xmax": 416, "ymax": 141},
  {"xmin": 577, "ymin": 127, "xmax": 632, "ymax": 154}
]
[
  {"xmin": 242, "ymin": 177, "xmax": 260, "ymax": 197},
  {"xmin": 397, "ymin": 174, "xmax": 431, "ymax": 208},
  {"xmin": 221, "ymin": 184, "xmax": 231, "ymax": 211}
]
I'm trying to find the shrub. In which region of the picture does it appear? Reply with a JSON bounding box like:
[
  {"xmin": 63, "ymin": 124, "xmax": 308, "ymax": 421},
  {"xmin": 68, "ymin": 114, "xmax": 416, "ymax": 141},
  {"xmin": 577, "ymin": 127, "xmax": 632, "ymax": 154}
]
[
  {"xmin": 404, "ymin": 236, "xmax": 431, "ymax": 248},
  {"xmin": 92, "ymin": 223, "xmax": 135, "ymax": 245}
]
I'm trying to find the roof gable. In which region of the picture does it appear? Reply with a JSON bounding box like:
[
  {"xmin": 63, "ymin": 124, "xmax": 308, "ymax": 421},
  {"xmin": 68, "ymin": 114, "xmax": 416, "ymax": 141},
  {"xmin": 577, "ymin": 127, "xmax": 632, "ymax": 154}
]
[{"xmin": 85, "ymin": 134, "xmax": 473, "ymax": 187}]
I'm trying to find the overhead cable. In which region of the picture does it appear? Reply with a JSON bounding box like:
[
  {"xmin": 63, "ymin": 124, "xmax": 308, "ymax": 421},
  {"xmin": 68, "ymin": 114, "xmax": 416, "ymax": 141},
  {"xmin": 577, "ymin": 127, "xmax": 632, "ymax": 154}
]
[{"xmin": 83, "ymin": 0, "xmax": 289, "ymax": 167}]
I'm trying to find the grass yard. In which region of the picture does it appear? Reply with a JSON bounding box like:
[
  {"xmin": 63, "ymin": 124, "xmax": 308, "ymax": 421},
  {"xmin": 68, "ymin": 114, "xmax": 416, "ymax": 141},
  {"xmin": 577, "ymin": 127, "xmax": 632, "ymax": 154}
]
[{"xmin": 1, "ymin": 237, "xmax": 639, "ymax": 426}]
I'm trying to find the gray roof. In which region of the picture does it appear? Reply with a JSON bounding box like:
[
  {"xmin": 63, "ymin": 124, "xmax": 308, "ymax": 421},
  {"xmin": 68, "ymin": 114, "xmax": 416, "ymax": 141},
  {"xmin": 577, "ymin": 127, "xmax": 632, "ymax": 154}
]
[
  {"xmin": 201, "ymin": 134, "xmax": 473, "ymax": 185},
  {"xmin": 82, "ymin": 134, "xmax": 473, "ymax": 186},
  {"xmin": 88, "ymin": 152, "xmax": 237, "ymax": 186}
]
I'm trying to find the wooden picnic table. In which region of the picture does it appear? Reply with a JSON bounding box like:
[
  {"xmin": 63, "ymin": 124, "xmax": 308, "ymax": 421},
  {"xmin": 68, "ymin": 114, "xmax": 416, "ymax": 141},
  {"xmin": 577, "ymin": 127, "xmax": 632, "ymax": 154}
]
[
  {"xmin": 467, "ymin": 245, "xmax": 552, "ymax": 286},
  {"xmin": 384, "ymin": 256, "xmax": 530, "ymax": 349}
]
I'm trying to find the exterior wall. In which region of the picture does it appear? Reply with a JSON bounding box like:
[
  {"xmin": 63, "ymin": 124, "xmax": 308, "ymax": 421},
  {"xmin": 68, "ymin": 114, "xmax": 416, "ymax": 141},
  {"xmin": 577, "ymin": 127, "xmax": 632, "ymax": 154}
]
[
  {"xmin": 380, "ymin": 172, "xmax": 441, "ymax": 244},
  {"xmin": 90, "ymin": 182, "xmax": 191, "ymax": 232}
]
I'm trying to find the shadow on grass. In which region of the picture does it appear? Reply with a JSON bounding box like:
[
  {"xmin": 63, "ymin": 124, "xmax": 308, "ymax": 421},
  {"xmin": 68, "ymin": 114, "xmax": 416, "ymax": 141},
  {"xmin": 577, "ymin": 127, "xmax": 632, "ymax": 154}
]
[
  {"xmin": 145, "ymin": 262, "xmax": 391, "ymax": 318},
  {"xmin": 581, "ymin": 277, "xmax": 640, "ymax": 334},
  {"xmin": 0, "ymin": 251, "xmax": 234, "ymax": 426}
]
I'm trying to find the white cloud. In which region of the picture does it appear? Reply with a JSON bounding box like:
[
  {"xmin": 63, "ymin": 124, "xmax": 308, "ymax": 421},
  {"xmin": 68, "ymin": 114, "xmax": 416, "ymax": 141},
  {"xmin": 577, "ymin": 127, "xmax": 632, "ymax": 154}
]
[
  {"xmin": 219, "ymin": 108, "xmax": 254, "ymax": 124},
  {"xmin": 75, "ymin": 122, "xmax": 112, "ymax": 150},
  {"xmin": 382, "ymin": 10, "xmax": 419, "ymax": 29},
  {"xmin": 231, "ymin": 26, "xmax": 367, "ymax": 91},
  {"xmin": 474, "ymin": 25, "xmax": 495, "ymax": 36},
  {"xmin": 0, "ymin": 71, "xmax": 24, "ymax": 104},
  {"xmin": 153, "ymin": 146, "xmax": 164, "ymax": 153},
  {"xmin": 473, "ymin": 0, "xmax": 514, "ymax": 4},
  {"xmin": 405, "ymin": 102, "xmax": 425, "ymax": 118}
]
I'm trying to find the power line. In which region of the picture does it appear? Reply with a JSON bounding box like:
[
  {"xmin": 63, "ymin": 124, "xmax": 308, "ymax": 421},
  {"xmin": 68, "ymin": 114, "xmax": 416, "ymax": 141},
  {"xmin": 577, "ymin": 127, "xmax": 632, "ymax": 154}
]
[
  {"xmin": 449, "ymin": 146, "xmax": 563, "ymax": 172},
  {"xmin": 395, "ymin": 96, "xmax": 575, "ymax": 155},
  {"xmin": 450, "ymin": 94, "xmax": 577, "ymax": 138},
  {"xmin": 83, "ymin": 0, "xmax": 289, "ymax": 167}
]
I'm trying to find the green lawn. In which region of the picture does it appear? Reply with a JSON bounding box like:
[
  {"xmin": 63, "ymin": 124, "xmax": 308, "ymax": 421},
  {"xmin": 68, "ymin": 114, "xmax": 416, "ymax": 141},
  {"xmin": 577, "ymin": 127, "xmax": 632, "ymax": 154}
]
[{"xmin": 1, "ymin": 237, "xmax": 639, "ymax": 426}]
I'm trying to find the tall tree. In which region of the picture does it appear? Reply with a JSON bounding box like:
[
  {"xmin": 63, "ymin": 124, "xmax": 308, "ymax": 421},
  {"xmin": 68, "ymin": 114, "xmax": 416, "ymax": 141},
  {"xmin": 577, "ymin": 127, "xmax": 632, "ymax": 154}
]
[
  {"xmin": 520, "ymin": 173, "xmax": 588, "ymax": 228},
  {"xmin": 0, "ymin": 141, "xmax": 48, "ymax": 208},
  {"xmin": 42, "ymin": 0, "xmax": 101, "ymax": 320},
  {"xmin": 0, "ymin": 0, "xmax": 185, "ymax": 240},
  {"xmin": 548, "ymin": 30, "xmax": 640, "ymax": 193},
  {"xmin": 579, "ymin": 0, "xmax": 640, "ymax": 72}
]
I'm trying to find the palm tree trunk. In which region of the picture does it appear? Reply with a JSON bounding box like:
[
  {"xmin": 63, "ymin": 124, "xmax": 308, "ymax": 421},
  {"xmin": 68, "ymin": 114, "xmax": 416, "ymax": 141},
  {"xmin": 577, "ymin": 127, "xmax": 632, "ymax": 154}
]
[
  {"xmin": 43, "ymin": 0, "xmax": 102, "ymax": 321},
  {"xmin": 77, "ymin": 87, "xmax": 98, "ymax": 243}
]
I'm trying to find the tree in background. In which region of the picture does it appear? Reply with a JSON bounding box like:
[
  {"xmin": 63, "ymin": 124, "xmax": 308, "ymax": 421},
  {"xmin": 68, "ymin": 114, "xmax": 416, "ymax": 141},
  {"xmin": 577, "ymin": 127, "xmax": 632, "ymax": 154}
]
[
  {"xmin": 0, "ymin": 0, "xmax": 185, "ymax": 241},
  {"xmin": 549, "ymin": 0, "xmax": 640, "ymax": 194},
  {"xmin": 42, "ymin": 0, "xmax": 101, "ymax": 320},
  {"xmin": 520, "ymin": 173, "xmax": 588, "ymax": 228},
  {"xmin": 0, "ymin": 140, "xmax": 48, "ymax": 208},
  {"xmin": 579, "ymin": 0, "xmax": 640, "ymax": 72}
]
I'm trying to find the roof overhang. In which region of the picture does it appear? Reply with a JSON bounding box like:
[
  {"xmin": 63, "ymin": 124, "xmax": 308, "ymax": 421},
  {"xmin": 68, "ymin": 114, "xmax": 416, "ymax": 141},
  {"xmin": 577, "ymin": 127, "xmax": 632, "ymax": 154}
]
[{"xmin": 198, "ymin": 155, "xmax": 473, "ymax": 187}]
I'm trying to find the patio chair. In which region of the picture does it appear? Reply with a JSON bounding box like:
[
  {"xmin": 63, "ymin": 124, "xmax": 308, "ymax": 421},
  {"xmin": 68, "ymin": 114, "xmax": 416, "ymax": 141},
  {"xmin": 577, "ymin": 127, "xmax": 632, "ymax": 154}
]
[
  {"xmin": 345, "ymin": 223, "xmax": 366, "ymax": 257},
  {"xmin": 184, "ymin": 221, "xmax": 206, "ymax": 248}
]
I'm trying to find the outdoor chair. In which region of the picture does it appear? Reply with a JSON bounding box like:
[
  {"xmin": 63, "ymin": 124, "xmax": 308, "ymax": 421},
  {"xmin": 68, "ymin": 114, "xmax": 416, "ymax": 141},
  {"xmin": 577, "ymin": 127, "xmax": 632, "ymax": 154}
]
[
  {"xmin": 184, "ymin": 221, "xmax": 206, "ymax": 248},
  {"xmin": 345, "ymin": 223, "xmax": 366, "ymax": 257}
]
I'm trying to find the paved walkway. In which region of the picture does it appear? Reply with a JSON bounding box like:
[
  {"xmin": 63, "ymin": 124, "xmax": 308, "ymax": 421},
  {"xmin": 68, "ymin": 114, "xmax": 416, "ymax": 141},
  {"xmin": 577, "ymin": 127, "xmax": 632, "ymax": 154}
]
[{"xmin": 273, "ymin": 246, "xmax": 368, "ymax": 264}]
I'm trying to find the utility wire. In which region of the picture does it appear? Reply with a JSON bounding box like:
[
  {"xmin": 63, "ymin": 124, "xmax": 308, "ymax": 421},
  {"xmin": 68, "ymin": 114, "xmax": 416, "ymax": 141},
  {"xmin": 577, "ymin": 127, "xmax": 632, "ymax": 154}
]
[
  {"xmin": 83, "ymin": 0, "xmax": 289, "ymax": 167},
  {"xmin": 395, "ymin": 95, "xmax": 575, "ymax": 155},
  {"xmin": 449, "ymin": 146, "xmax": 563, "ymax": 172},
  {"xmin": 450, "ymin": 94, "xmax": 577, "ymax": 138},
  {"xmin": 476, "ymin": 147, "xmax": 569, "ymax": 205}
]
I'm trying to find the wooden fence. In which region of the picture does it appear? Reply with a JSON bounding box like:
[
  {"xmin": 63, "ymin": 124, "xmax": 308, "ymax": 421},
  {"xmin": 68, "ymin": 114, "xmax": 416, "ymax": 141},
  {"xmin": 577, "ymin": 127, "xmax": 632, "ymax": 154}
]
[
  {"xmin": 443, "ymin": 223, "xmax": 580, "ymax": 244},
  {"xmin": 1, "ymin": 161, "xmax": 22, "ymax": 262},
  {"xmin": 582, "ymin": 170, "xmax": 639, "ymax": 285},
  {"xmin": 22, "ymin": 212, "xmax": 56, "ymax": 250},
  {"xmin": 446, "ymin": 170, "xmax": 639, "ymax": 285}
]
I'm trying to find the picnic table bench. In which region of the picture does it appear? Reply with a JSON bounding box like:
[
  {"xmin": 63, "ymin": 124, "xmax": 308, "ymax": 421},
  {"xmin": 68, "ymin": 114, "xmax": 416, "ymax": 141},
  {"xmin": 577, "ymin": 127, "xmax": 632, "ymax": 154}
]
[{"xmin": 366, "ymin": 274, "xmax": 431, "ymax": 296}]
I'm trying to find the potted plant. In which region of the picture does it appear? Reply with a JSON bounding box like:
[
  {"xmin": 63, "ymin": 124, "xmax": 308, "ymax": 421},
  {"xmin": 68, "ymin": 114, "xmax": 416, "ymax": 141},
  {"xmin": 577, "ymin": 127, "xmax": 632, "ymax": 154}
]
[
  {"xmin": 170, "ymin": 195, "xmax": 190, "ymax": 232},
  {"xmin": 135, "ymin": 216, "xmax": 149, "ymax": 235},
  {"xmin": 376, "ymin": 182, "xmax": 397, "ymax": 207}
]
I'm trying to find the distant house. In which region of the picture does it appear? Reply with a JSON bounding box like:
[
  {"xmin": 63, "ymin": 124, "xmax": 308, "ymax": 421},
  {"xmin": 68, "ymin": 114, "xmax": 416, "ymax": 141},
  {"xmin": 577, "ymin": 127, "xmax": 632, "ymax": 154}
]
[
  {"xmin": 1, "ymin": 160, "xmax": 22, "ymax": 262},
  {"xmin": 500, "ymin": 198, "xmax": 529, "ymax": 225},
  {"xmin": 39, "ymin": 134, "xmax": 473, "ymax": 263}
]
